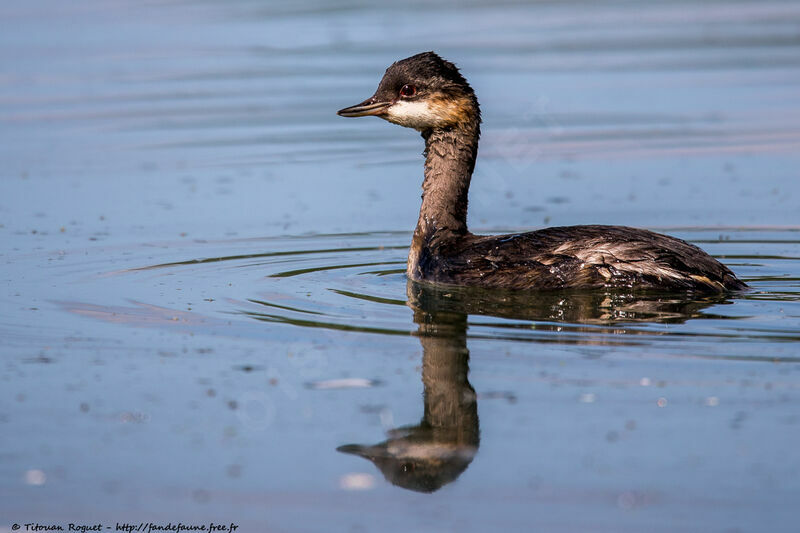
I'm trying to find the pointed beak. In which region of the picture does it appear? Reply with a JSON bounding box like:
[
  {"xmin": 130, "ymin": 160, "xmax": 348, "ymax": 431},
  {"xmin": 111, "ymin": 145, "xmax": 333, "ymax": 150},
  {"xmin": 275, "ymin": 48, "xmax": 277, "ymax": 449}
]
[
  {"xmin": 337, "ymin": 97, "xmax": 392, "ymax": 118},
  {"xmin": 337, "ymin": 443, "xmax": 376, "ymax": 458}
]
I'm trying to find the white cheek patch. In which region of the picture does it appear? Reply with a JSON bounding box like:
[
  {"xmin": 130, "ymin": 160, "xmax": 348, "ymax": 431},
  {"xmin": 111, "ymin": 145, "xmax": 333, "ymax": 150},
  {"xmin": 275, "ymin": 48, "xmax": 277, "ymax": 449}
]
[{"xmin": 384, "ymin": 100, "xmax": 439, "ymax": 130}]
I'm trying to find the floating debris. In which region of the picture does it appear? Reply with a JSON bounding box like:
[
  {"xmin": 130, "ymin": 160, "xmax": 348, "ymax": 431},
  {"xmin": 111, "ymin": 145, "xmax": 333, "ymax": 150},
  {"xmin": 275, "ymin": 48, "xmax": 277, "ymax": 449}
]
[
  {"xmin": 339, "ymin": 473, "xmax": 375, "ymax": 491},
  {"xmin": 24, "ymin": 469, "xmax": 46, "ymax": 486},
  {"xmin": 306, "ymin": 378, "xmax": 380, "ymax": 390},
  {"xmin": 234, "ymin": 364, "xmax": 263, "ymax": 373},
  {"xmin": 478, "ymin": 391, "xmax": 518, "ymax": 404}
]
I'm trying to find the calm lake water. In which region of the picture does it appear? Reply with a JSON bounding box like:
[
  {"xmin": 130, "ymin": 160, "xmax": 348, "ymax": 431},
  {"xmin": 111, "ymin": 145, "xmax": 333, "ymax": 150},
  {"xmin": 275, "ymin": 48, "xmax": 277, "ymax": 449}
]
[{"xmin": 2, "ymin": 1, "xmax": 800, "ymax": 532}]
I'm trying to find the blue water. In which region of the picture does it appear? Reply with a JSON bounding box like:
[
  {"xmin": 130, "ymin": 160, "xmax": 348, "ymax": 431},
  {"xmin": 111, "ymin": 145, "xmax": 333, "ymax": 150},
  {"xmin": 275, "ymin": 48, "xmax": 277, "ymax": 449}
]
[{"xmin": 2, "ymin": 1, "xmax": 800, "ymax": 532}]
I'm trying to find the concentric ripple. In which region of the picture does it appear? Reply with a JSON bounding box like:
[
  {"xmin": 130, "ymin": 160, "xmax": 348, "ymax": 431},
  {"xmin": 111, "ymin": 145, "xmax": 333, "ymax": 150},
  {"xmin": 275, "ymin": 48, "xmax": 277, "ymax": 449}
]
[{"xmin": 57, "ymin": 228, "xmax": 799, "ymax": 362}]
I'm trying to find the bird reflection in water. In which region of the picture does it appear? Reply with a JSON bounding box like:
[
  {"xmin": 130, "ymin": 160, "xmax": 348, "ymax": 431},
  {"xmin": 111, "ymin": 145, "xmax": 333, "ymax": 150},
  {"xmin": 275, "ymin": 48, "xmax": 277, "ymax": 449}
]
[
  {"xmin": 337, "ymin": 281, "xmax": 731, "ymax": 492},
  {"xmin": 338, "ymin": 282, "xmax": 479, "ymax": 493}
]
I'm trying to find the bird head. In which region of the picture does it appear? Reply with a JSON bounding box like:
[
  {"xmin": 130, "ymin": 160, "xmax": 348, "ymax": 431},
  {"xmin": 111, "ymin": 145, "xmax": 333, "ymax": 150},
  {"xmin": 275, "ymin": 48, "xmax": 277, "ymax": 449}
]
[{"xmin": 338, "ymin": 51, "xmax": 480, "ymax": 132}]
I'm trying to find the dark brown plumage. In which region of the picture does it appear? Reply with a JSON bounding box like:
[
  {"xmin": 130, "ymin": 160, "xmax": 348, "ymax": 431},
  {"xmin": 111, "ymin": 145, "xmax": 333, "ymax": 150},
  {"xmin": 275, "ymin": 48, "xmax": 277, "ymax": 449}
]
[
  {"xmin": 338, "ymin": 52, "xmax": 747, "ymax": 292},
  {"xmin": 413, "ymin": 225, "xmax": 745, "ymax": 291}
]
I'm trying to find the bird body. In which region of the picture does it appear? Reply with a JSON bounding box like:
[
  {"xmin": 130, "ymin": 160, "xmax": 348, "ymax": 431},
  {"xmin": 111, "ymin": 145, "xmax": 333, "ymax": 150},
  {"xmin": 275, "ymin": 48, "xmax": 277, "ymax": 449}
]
[
  {"xmin": 338, "ymin": 52, "xmax": 746, "ymax": 292},
  {"xmin": 410, "ymin": 224, "xmax": 743, "ymax": 291}
]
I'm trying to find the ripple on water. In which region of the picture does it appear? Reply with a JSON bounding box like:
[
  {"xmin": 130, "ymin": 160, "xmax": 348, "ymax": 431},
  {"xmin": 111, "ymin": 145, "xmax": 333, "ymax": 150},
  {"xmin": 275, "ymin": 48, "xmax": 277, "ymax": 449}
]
[{"xmin": 49, "ymin": 228, "xmax": 800, "ymax": 362}]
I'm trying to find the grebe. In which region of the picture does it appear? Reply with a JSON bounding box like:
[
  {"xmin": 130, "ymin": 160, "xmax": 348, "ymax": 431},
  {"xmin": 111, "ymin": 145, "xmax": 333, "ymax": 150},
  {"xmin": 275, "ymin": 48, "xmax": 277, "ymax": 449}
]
[{"xmin": 337, "ymin": 52, "xmax": 746, "ymax": 292}]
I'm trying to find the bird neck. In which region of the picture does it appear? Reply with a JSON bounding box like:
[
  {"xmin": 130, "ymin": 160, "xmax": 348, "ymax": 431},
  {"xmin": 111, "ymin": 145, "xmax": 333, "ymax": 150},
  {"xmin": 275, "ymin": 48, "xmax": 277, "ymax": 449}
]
[
  {"xmin": 418, "ymin": 124, "xmax": 479, "ymax": 237},
  {"xmin": 407, "ymin": 123, "xmax": 479, "ymax": 278}
]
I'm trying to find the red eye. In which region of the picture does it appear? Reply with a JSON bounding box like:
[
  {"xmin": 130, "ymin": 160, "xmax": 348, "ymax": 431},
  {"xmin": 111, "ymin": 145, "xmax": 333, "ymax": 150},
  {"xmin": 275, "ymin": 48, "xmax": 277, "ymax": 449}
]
[{"xmin": 399, "ymin": 84, "xmax": 416, "ymax": 97}]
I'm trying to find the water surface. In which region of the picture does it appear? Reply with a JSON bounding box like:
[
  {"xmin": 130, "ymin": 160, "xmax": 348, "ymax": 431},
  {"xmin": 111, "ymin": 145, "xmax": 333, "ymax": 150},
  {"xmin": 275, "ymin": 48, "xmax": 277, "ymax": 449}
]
[{"xmin": 2, "ymin": 1, "xmax": 800, "ymax": 532}]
